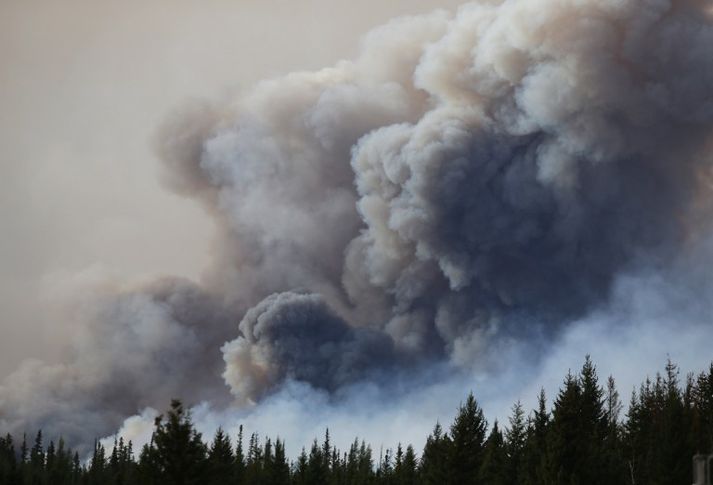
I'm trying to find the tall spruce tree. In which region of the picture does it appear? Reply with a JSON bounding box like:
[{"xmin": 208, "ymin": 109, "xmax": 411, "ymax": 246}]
[
  {"xmin": 151, "ymin": 399, "xmax": 207, "ymax": 485},
  {"xmin": 505, "ymin": 401, "xmax": 526, "ymax": 484},
  {"xmin": 545, "ymin": 370, "xmax": 583, "ymax": 484},
  {"xmin": 207, "ymin": 428, "xmax": 234, "ymax": 485},
  {"xmin": 448, "ymin": 392, "xmax": 487, "ymax": 485},
  {"xmin": 394, "ymin": 444, "xmax": 417, "ymax": 485},
  {"xmin": 273, "ymin": 438, "xmax": 290, "ymax": 485},
  {"xmin": 521, "ymin": 388, "xmax": 549, "ymax": 485},
  {"xmin": 235, "ymin": 425, "xmax": 246, "ymax": 483},
  {"xmin": 419, "ymin": 423, "xmax": 450, "ymax": 485},
  {"xmin": 478, "ymin": 421, "xmax": 507, "ymax": 485}
]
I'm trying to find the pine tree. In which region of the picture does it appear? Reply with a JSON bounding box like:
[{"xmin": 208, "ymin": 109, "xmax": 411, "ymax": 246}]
[
  {"xmin": 273, "ymin": 439, "xmax": 290, "ymax": 485},
  {"xmin": 235, "ymin": 425, "xmax": 246, "ymax": 483},
  {"xmin": 419, "ymin": 423, "xmax": 450, "ymax": 485},
  {"xmin": 307, "ymin": 437, "xmax": 328, "ymax": 485},
  {"xmin": 602, "ymin": 376, "xmax": 627, "ymax": 485},
  {"xmin": 263, "ymin": 438, "xmax": 276, "ymax": 485},
  {"xmin": 357, "ymin": 440, "xmax": 375, "ymax": 484},
  {"xmin": 88, "ymin": 440, "xmax": 108, "ymax": 485},
  {"xmin": 0, "ymin": 433, "xmax": 18, "ymax": 485},
  {"xmin": 478, "ymin": 421, "xmax": 507, "ymax": 485},
  {"xmin": 656, "ymin": 359, "xmax": 690, "ymax": 485},
  {"xmin": 0, "ymin": 356, "xmax": 707, "ymax": 485},
  {"xmin": 544, "ymin": 370, "xmax": 582, "ymax": 484},
  {"xmin": 29, "ymin": 430, "xmax": 44, "ymax": 485},
  {"xmin": 244, "ymin": 432, "xmax": 263, "ymax": 484},
  {"xmin": 505, "ymin": 401, "xmax": 526, "ymax": 484},
  {"xmin": 207, "ymin": 428, "xmax": 234, "ymax": 485},
  {"xmin": 72, "ymin": 451, "xmax": 81, "ymax": 485},
  {"xmin": 401, "ymin": 445, "xmax": 418, "ymax": 485},
  {"xmin": 137, "ymin": 438, "xmax": 161, "ymax": 485},
  {"xmin": 293, "ymin": 448, "xmax": 309, "ymax": 485},
  {"xmin": 579, "ymin": 356, "xmax": 610, "ymax": 484},
  {"xmin": 692, "ymin": 363, "xmax": 713, "ymax": 453},
  {"xmin": 151, "ymin": 399, "xmax": 207, "ymax": 485},
  {"xmin": 377, "ymin": 447, "xmax": 394, "ymax": 484},
  {"xmin": 448, "ymin": 392, "xmax": 487, "ymax": 485},
  {"xmin": 545, "ymin": 358, "xmax": 620, "ymax": 484}
]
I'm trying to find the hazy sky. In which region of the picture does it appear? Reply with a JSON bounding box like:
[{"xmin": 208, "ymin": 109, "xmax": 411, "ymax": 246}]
[
  {"xmin": 0, "ymin": 0, "xmax": 463, "ymax": 377},
  {"xmin": 4, "ymin": 0, "xmax": 713, "ymax": 456}
]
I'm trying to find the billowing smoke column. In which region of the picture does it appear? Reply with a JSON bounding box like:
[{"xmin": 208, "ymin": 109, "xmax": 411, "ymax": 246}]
[
  {"xmin": 2, "ymin": 0, "xmax": 713, "ymax": 448},
  {"xmin": 222, "ymin": 292, "xmax": 395, "ymax": 403}
]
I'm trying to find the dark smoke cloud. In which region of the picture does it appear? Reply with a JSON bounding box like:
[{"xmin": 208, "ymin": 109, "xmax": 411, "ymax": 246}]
[
  {"xmin": 2, "ymin": 0, "xmax": 713, "ymax": 448},
  {"xmin": 222, "ymin": 292, "xmax": 395, "ymax": 403}
]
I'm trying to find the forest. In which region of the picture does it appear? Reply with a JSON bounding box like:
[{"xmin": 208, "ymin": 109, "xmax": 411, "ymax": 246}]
[{"xmin": 0, "ymin": 357, "xmax": 711, "ymax": 485}]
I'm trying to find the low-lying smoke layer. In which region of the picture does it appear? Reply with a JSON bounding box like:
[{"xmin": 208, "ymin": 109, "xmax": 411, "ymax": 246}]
[{"xmin": 2, "ymin": 0, "xmax": 713, "ymax": 448}]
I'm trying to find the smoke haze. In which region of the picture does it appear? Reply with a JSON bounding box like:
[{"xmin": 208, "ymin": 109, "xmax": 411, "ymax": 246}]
[{"xmin": 2, "ymin": 0, "xmax": 713, "ymax": 455}]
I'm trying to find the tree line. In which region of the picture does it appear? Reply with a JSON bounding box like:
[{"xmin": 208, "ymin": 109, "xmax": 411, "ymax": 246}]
[{"xmin": 0, "ymin": 357, "xmax": 711, "ymax": 485}]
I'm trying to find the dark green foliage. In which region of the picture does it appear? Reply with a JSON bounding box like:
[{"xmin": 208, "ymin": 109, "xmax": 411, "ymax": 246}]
[
  {"xmin": 394, "ymin": 444, "xmax": 417, "ymax": 485},
  {"xmin": 478, "ymin": 421, "xmax": 507, "ymax": 485},
  {"xmin": 543, "ymin": 357, "xmax": 618, "ymax": 484},
  {"xmin": 448, "ymin": 392, "xmax": 487, "ymax": 485},
  {"xmin": 1, "ymin": 358, "xmax": 711, "ymax": 485},
  {"xmin": 504, "ymin": 401, "xmax": 526, "ymax": 484},
  {"xmin": 0, "ymin": 434, "xmax": 18, "ymax": 485},
  {"xmin": 418, "ymin": 422, "xmax": 450, "ymax": 485},
  {"xmin": 150, "ymin": 399, "xmax": 207, "ymax": 485},
  {"xmin": 521, "ymin": 388, "xmax": 550, "ymax": 485},
  {"xmin": 207, "ymin": 428, "xmax": 233, "ymax": 485}
]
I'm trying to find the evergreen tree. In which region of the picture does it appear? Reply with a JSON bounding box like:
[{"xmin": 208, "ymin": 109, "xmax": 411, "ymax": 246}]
[
  {"xmin": 478, "ymin": 421, "xmax": 507, "ymax": 485},
  {"xmin": 448, "ymin": 392, "xmax": 487, "ymax": 485},
  {"xmin": 273, "ymin": 439, "xmax": 290, "ymax": 485},
  {"xmin": 151, "ymin": 399, "xmax": 207, "ymax": 485},
  {"xmin": 377, "ymin": 447, "xmax": 394, "ymax": 484},
  {"xmin": 307, "ymin": 437, "xmax": 329, "ymax": 485},
  {"xmin": 545, "ymin": 358, "xmax": 619, "ymax": 484},
  {"xmin": 137, "ymin": 438, "xmax": 161, "ymax": 485},
  {"xmin": 88, "ymin": 440, "xmax": 108, "ymax": 485},
  {"xmin": 505, "ymin": 400, "xmax": 526, "ymax": 484},
  {"xmin": 207, "ymin": 428, "xmax": 234, "ymax": 485},
  {"xmin": 321, "ymin": 429, "xmax": 333, "ymax": 483},
  {"xmin": 545, "ymin": 370, "xmax": 583, "ymax": 484},
  {"xmin": 692, "ymin": 363, "xmax": 713, "ymax": 453},
  {"xmin": 399, "ymin": 445, "xmax": 418, "ymax": 485},
  {"xmin": 28, "ymin": 431, "xmax": 44, "ymax": 485},
  {"xmin": 602, "ymin": 376, "xmax": 627, "ymax": 485},
  {"xmin": 263, "ymin": 438, "xmax": 276, "ymax": 485},
  {"xmin": 71, "ymin": 452, "xmax": 81, "ymax": 485},
  {"xmin": 0, "ymin": 433, "xmax": 18, "ymax": 485},
  {"xmin": 419, "ymin": 423, "xmax": 450, "ymax": 485},
  {"xmin": 579, "ymin": 356, "xmax": 611, "ymax": 484},
  {"xmin": 655, "ymin": 360, "xmax": 690, "ymax": 485},
  {"xmin": 343, "ymin": 438, "xmax": 374, "ymax": 485},
  {"xmin": 235, "ymin": 425, "xmax": 246, "ymax": 483},
  {"xmin": 293, "ymin": 448, "xmax": 309, "ymax": 485},
  {"xmin": 0, "ymin": 356, "xmax": 708, "ymax": 485},
  {"xmin": 244, "ymin": 433, "xmax": 263, "ymax": 484}
]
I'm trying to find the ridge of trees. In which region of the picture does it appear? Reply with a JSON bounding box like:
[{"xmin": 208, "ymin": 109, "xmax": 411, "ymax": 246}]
[{"xmin": 0, "ymin": 357, "xmax": 711, "ymax": 484}]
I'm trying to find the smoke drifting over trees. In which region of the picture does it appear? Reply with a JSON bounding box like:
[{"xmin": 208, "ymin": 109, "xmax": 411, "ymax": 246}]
[
  {"xmin": 2, "ymin": 359, "xmax": 712, "ymax": 484},
  {"xmin": 2, "ymin": 0, "xmax": 713, "ymax": 449}
]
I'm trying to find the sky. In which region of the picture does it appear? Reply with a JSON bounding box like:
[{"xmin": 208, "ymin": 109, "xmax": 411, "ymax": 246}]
[
  {"xmin": 2, "ymin": 0, "xmax": 713, "ymax": 458},
  {"xmin": 0, "ymin": 0, "xmax": 462, "ymax": 378}
]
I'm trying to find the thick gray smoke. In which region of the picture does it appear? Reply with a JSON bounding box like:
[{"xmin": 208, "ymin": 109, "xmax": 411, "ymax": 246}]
[
  {"xmin": 3, "ymin": 0, "xmax": 713, "ymax": 449},
  {"xmin": 0, "ymin": 278, "xmax": 233, "ymax": 446},
  {"xmin": 222, "ymin": 292, "xmax": 395, "ymax": 403}
]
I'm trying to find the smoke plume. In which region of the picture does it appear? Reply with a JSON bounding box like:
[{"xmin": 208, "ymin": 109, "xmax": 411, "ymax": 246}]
[{"xmin": 2, "ymin": 0, "xmax": 713, "ymax": 450}]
